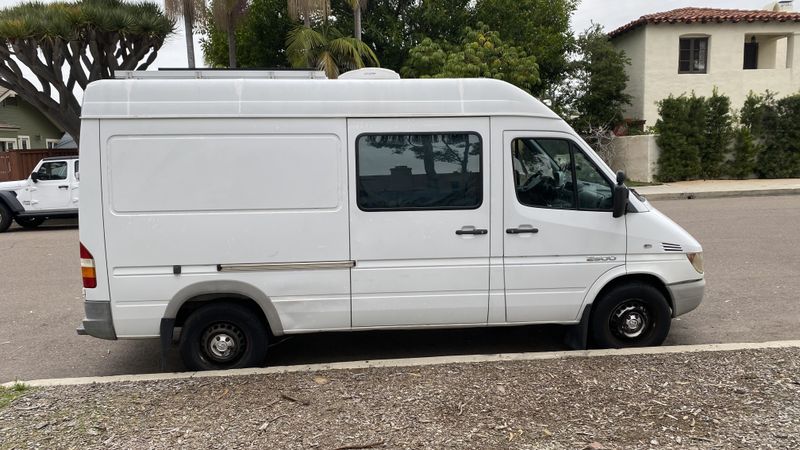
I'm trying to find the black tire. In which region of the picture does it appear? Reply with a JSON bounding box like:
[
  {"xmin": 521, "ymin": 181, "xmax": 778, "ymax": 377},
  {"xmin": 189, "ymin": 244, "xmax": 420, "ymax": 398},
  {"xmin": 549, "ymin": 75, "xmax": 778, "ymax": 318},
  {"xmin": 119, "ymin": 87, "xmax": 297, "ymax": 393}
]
[
  {"xmin": 0, "ymin": 203, "xmax": 12, "ymax": 233},
  {"xmin": 179, "ymin": 303, "xmax": 268, "ymax": 371},
  {"xmin": 590, "ymin": 283, "xmax": 671, "ymax": 349},
  {"xmin": 14, "ymin": 217, "xmax": 45, "ymax": 229}
]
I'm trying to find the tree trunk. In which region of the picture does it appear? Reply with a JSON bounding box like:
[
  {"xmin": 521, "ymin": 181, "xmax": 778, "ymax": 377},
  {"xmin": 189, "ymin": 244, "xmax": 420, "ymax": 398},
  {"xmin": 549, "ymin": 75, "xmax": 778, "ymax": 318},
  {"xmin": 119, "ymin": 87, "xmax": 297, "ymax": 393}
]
[
  {"xmin": 354, "ymin": 6, "xmax": 362, "ymax": 41},
  {"xmin": 183, "ymin": 8, "xmax": 196, "ymax": 68},
  {"xmin": 227, "ymin": 15, "xmax": 237, "ymax": 68},
  {"xmin": 421, "ymin": 136, "xmax": 437, "ymax": 186}
]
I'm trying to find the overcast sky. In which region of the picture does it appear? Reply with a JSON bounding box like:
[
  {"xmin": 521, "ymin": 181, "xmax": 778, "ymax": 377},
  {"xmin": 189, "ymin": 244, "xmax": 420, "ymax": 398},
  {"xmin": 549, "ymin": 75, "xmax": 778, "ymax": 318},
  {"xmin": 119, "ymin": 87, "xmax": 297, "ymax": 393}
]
[{"xmin": 0, "ymin": 0, "xmax": 786, "ymax": 69}]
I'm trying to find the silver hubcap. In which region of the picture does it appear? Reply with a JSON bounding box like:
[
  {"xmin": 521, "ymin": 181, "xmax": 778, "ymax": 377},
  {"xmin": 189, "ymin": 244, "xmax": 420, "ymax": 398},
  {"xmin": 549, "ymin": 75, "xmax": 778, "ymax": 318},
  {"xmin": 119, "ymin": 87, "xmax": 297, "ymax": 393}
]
[
  {"xmin": 209, "ymin": 333, "xmax": 236, "ymax": 358},
  {"xmin": 610, "ymin": 301, "xmax": 650, "ymax": 340},
  {"xmin": 201, "ymin": 323, "xmax": 245, "ymax": 364}
]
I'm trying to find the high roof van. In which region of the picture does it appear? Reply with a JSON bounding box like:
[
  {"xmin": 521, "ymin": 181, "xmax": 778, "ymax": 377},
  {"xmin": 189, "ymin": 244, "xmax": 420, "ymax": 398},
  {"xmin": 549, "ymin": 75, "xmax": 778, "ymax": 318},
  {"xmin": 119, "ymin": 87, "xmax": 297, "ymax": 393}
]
[{"xmin": 77, "ymin": 69, "xmax": 704, "ymax": 371}]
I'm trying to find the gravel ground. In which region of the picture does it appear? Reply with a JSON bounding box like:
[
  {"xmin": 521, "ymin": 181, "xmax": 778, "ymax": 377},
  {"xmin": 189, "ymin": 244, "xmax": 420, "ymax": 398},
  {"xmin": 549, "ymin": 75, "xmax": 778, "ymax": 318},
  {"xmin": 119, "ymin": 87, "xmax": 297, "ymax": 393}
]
[{"xmin": 1, "ymin": 348, "xmax": 799, "ymax": 450}]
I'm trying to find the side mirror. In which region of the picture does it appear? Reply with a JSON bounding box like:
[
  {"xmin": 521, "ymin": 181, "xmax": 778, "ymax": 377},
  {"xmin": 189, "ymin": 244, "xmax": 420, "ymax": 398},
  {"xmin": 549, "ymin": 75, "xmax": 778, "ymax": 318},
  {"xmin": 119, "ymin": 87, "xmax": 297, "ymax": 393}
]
[
  {"xmin": 30, "ymin": 172, "xmax": 39, "ymax": 183},
  {"xmin": 612, "ymin": 170, "xmax": 629, "ymax": 218}
]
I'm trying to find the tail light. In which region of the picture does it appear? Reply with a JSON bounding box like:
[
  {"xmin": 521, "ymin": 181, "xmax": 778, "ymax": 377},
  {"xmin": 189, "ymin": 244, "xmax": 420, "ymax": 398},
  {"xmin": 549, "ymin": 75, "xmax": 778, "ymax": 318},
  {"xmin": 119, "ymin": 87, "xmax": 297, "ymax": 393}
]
[{"xmin": 80, "ymin": 243, "xmax": 97, "ymax": 288}]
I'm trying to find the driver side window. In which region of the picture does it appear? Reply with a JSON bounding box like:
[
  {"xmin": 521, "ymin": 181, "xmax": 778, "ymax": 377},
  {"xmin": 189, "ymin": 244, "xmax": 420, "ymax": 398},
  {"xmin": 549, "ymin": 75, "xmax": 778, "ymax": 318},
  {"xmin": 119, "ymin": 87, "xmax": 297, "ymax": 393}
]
[
  {"xmin": 512, "ymin": 138, "xmax": 613, "ymax": 211},
  {"xmin": 35, "ymin": 161, "xmax": 68, "ymax": 181}
]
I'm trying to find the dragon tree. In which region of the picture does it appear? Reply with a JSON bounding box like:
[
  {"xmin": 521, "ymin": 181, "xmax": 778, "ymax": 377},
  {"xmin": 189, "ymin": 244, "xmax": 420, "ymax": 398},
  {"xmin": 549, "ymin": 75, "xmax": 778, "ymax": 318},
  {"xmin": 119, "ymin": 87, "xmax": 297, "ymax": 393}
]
[{"xmin": 0, "ymin": 0, "xmax": 175, "ymax": 145}]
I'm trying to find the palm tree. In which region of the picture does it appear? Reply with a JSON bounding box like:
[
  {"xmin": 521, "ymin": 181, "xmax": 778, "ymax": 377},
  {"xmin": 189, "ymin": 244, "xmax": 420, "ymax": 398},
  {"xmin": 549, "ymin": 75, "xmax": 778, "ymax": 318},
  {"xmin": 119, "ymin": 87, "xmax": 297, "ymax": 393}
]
[
  {"xmin": 211, "ymin": 0, "xmax": 249, "ymax": 68},
  {"xmin": 286, "ymin": 25, "xmax": 378, "ymax": 78},
  {"xmin": 287, "ymin": 0, "xmax": 329, "ymax": 27},
  {"xmin": 345, "ymin": 0, "xmax": 367, "ymax": 41},
  {"xmin": 165, "ymin": 0, "xmax": 205, "ymax": 68}
]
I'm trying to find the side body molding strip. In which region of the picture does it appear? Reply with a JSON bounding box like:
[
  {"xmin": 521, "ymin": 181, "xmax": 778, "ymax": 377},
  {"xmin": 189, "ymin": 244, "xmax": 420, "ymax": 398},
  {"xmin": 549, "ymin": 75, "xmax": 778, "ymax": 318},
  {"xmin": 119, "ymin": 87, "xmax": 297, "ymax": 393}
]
[{"xmin": 217, "ymin": 261, "xmax": 356, "ymax": 272}]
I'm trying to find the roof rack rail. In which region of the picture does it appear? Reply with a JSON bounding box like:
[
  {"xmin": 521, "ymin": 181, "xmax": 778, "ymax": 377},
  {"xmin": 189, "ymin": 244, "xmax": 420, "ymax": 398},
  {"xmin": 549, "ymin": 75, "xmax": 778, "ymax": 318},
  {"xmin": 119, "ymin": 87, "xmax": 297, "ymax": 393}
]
[{"xmin": 114, "ymin": 69, "xmax": 328, "ymax": 80}]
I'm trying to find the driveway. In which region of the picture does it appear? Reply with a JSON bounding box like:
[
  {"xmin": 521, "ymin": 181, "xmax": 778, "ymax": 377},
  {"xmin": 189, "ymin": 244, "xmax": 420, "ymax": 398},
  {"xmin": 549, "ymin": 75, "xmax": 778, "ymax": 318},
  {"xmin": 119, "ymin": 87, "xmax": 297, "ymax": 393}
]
[{"xmin": 1, "ymin": 195, "xmax": 799, "ymax": 382}]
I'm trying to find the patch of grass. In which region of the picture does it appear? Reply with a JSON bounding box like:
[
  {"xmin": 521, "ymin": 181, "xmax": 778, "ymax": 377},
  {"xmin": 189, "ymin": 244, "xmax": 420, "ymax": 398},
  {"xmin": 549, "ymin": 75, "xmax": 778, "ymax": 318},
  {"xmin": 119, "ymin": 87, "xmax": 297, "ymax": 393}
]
[
  {"xmin": 626, "ymin": 180, "xmax": 661, "ymax": 187},
  {"xmin": 0, "ymin": 382, "xmax": 30, "ymax": 409}
]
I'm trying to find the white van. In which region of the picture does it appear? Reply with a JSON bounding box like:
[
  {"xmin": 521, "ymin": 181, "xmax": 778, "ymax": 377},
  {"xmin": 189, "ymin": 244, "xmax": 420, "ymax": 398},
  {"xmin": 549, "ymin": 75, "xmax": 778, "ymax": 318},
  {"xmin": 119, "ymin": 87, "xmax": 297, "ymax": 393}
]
[{"xmin": 77, "ymin": 69, "xmax": 704, "ymax": 371}]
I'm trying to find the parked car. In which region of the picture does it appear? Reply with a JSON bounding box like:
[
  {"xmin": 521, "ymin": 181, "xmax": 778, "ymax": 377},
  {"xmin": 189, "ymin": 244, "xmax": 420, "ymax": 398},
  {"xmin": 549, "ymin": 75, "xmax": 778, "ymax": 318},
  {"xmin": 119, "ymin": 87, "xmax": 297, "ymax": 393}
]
[
  {"xmin": 0, "ymin": 156, "xmax": 79, "ymax": 232},
  {"xmin": 77, "ymin": 69, "xmax": 705, "ymax": 371}
]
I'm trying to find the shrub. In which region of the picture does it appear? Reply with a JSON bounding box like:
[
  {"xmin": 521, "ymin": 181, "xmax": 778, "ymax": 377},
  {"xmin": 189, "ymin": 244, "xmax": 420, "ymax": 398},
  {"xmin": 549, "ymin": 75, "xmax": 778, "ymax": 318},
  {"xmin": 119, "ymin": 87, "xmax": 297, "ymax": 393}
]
[
  {"xmin": 756, "ymin": 94, "xmax": 800, "ymax": 178},
  {"xmin": 728, "ymin": 127, "xmax": 760, "ymax": 179},
  {"xmin": 654, "ymin": 95, "xmax": 702, "ymax": 181},
  {"xmin": 702, "ymin": 89, "xmax": 732, "ymax": 178}
]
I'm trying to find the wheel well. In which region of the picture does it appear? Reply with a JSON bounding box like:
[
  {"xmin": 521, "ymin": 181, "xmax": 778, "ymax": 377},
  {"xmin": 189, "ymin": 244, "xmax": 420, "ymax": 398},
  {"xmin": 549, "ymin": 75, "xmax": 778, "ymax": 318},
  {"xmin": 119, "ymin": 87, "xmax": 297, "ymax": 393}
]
[
  {"xmin": 0, "ymin": 191, "xmax": 23, "ymax": 214},
  {"xmin": 174, "ymin": 295, "xmax": 271, "ymax": 335},
  {"xmin": 591, "ymin": 274, "xmax": 673, "ymax": 314}
]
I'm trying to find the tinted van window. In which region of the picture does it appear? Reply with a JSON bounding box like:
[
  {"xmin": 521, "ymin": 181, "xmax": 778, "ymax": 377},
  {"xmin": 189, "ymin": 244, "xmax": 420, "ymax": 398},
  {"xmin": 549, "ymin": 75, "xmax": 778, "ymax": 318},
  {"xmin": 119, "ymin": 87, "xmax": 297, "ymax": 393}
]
[{"xmin": 357, "ymin": 133, "xmax": 482, "ymax": 210}]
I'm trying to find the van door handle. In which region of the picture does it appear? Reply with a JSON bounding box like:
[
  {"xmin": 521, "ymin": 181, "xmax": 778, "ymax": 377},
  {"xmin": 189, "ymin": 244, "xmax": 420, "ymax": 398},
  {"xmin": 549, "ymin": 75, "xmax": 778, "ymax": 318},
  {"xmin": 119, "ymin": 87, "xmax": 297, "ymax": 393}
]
[
  {"xmin": 506, "ymin": 227, "xmax": 539, "ymax": 234},
  {"xmin": 455, "ymin": 228, "xmax": 488, "ymax": 235},
  {"xmin": 58, "ymin": 185, "xmax": 69, "ymax": 189}
]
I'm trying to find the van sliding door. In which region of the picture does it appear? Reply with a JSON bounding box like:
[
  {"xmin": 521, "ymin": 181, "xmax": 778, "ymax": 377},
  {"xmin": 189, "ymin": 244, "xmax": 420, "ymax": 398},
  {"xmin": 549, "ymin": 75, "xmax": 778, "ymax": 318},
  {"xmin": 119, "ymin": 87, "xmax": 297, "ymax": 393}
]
[{"xmin": 348, "ymin": 118, "xmax": 491, "ymax": 327}]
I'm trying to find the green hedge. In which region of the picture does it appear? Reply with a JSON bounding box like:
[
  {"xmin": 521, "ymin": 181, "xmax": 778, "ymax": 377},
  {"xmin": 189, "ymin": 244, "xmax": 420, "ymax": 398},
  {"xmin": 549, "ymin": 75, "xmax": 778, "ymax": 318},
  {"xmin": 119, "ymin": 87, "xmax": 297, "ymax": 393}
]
[{"xmin": 654, "ymin": 90, "xmax": 800, "ymax": 181}]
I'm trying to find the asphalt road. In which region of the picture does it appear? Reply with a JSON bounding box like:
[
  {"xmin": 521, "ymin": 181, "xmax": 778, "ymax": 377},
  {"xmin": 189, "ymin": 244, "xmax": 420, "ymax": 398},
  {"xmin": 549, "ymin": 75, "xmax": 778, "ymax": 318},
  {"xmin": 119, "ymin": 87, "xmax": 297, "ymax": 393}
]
[{"xmin": 2, "ymin": 196, "xmax": 799, "ymax": 382}]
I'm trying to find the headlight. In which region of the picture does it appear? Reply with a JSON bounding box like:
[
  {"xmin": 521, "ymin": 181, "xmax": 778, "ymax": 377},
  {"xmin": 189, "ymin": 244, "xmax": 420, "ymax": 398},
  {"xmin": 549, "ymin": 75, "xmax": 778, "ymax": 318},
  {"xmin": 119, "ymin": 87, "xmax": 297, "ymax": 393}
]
[{"xmin": 687, "ymin": 252, "xmax": 704, "ymax": 274}]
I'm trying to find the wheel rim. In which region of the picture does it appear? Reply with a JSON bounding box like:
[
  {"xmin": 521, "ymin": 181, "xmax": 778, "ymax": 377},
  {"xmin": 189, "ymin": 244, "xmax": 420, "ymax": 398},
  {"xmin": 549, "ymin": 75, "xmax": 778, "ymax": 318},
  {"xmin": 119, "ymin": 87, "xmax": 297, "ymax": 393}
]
[
  {"xmin": 609, "ymin": 300, "xmax": 651, "ymax": 340},
  {"xmin": 200, "ymin": 322, "xmax": 246, "ymax": 364}
]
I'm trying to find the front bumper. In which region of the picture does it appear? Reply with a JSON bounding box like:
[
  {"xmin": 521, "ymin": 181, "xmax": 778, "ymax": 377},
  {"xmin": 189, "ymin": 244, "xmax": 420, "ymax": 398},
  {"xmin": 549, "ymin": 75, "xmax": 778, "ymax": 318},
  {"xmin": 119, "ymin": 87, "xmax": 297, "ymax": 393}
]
[
  {"xmin": 668, "ymin": 278, "xmax": 706, "ymax": 317},
  {"xmin": 76, "ymin": 301, "xmax": 117, "ymax": 340}
]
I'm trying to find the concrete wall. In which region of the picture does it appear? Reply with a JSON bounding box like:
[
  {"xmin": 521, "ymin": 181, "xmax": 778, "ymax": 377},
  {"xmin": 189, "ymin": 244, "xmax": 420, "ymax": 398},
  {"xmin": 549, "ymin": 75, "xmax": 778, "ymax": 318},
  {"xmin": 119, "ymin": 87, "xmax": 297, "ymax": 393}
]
[
  {"xmin": 610, "ymin": 134, "xmax": 661, "ymax": 183},
  {"xmin": 613, "ymin": 22, "xmax": 800, "ymax": 128},
  {"xmin": 611, "ymin": 27, "xmax": 648, "ymax": 122}
]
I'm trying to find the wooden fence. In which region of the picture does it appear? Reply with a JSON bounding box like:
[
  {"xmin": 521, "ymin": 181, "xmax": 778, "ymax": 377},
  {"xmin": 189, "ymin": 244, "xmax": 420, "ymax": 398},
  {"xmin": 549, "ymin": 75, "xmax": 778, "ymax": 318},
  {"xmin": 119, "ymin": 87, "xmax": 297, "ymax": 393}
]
[{"xmin": 0, "ymin": 149, "xmax": 79, "ymax": 182}]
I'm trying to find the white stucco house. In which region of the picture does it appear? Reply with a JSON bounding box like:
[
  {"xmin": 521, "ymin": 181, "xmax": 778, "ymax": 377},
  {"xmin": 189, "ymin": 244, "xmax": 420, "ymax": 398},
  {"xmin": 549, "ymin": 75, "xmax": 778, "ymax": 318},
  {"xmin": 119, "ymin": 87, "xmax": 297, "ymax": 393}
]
[{"xmin": 610, "ymin": 2, "xmax": 800, "ymax": 128}]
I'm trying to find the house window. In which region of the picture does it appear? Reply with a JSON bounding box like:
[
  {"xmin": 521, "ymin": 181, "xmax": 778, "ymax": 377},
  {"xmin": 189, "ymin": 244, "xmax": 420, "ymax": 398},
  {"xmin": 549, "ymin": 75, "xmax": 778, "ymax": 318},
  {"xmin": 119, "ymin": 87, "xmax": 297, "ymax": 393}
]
[
  {"xmin": 0, "ymin": 139, "xmax": 16, "ymax": 150},
  {"xmin": 46, "ymin": 139, "xmax": 59, "ymax": 149},
  {"xmin": 744, "ymin": 37, "xmax": 759, "ymax": 70},
  {"xmin": 18, "ymin": 135, "xmax": 30, "ymax": 149},
  {"xmin": 356, "ymin": 132, "xmax": 483, "ymax": 211},
  {"xmin": 679, "ymin": 37, "xmax": 708, "ymax": 74}
]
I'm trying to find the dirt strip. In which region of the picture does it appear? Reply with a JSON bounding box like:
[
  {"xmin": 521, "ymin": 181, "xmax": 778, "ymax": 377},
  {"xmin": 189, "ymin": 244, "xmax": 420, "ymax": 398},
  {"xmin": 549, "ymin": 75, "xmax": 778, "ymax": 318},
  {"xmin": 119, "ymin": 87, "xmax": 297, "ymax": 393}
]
[{"xmin": 1, "ymin": 347, "xmax": 799, "ymax": 449}]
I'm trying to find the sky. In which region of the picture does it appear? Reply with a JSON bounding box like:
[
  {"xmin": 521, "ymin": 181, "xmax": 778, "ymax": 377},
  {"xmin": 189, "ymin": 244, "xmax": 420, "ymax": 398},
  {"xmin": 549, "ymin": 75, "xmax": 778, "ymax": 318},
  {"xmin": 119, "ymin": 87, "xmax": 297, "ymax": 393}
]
[{"xmin": 0, "ymin": 0, "xmax": 787, "ymax": 70}]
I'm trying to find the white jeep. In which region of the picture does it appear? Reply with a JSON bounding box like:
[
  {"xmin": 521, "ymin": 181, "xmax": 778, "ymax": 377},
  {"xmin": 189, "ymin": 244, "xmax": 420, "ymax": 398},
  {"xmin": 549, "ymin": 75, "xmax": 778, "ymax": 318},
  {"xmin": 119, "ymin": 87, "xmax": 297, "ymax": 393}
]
[{"xmin": 0, "ymin": 156, "xmax": 80, "ymax": 232}]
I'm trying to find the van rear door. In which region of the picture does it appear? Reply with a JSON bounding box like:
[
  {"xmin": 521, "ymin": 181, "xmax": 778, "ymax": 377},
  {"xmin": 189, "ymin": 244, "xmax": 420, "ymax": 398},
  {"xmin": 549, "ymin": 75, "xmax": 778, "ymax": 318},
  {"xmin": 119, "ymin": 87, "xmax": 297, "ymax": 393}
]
[{"xmin": 348, "ymin": 118, "xmax": 491, "ymax": 327}]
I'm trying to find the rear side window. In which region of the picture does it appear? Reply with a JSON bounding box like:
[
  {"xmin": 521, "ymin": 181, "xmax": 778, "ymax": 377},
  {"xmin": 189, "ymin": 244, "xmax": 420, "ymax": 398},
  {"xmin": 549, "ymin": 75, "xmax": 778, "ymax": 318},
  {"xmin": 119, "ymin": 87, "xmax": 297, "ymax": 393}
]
[{"xmin": 356, "ymin": 133, "xmax": 482, "ymax": 211}]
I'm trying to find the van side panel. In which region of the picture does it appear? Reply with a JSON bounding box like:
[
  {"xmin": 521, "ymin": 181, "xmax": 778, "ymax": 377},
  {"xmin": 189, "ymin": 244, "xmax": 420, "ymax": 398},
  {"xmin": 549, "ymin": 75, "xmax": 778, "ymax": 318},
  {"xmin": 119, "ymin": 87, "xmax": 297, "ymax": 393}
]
[
  {"xmin": 99, "ymin": 118, "xmax": 351, "ymax": 337},
  {"xmin": 78, "ymin": 119, "xmax": 112, "ymax": 301}
]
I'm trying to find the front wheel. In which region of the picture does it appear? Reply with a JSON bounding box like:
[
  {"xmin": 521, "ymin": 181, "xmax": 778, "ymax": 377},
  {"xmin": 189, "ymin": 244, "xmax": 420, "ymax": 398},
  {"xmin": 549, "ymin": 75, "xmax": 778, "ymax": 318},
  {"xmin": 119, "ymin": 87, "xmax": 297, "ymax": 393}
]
[
  {"xmin": 15, "ymin": 217, "xmax": 45, "ymax": 229},
  {"xmin": 590, "ymin": 283, "xmax": 671, "ymax": 348},
  {"xmin": 179, "ymin": 303, "xmax": 268, "ymax": 371},
  {"xmin": 0, "ymin": 204, "xmax": 12, "ymax": 232}
]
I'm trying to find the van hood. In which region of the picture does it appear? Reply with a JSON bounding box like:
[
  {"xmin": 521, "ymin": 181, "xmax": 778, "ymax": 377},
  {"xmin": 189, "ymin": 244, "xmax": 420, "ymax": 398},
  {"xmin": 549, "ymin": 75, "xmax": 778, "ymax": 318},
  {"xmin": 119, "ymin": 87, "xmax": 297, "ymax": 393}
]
[
  {"xmin": 627, "ymin": 205, "xmax": 702, "ymax": 254},
  {"xmin": 0, "ymin": 179, "xmax": 27, "ymax": 192}
]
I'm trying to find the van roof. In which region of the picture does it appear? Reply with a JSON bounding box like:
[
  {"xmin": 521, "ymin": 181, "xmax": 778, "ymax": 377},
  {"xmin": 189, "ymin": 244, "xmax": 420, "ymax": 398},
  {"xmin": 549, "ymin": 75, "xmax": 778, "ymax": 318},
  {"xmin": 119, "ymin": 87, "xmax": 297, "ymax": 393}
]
[{"xmin": 81, "ymin": 78, "xmax": 560, "ymax": 120}]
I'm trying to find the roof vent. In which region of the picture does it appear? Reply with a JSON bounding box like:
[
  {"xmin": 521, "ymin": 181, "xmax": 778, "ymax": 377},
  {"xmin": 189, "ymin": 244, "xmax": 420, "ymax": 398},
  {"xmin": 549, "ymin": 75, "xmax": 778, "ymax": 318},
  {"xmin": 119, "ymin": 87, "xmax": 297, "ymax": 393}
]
[{"xmin": 338, "ymin": 68, "xmax": 401, "ymax": 80}]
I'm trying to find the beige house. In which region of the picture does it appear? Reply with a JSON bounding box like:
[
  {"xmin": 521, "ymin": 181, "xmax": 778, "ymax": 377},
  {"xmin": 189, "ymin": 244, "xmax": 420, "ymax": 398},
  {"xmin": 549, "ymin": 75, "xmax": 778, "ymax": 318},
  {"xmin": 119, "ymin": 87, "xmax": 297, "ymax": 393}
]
[{"xmin": 610, "ymin": 3, "xmax": 800, "ymax": 128}]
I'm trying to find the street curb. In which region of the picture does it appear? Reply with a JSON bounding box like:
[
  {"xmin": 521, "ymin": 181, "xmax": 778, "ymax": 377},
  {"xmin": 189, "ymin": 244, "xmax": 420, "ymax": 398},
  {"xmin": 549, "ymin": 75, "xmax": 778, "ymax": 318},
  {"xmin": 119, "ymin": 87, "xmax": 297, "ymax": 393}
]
[
  {"xmin": 641, "ymin": 188, "xmax": 800, "ymax": 201},
  {"xmin": 6, "ymin": 340, "xmax": 800, "ymax": 388}
]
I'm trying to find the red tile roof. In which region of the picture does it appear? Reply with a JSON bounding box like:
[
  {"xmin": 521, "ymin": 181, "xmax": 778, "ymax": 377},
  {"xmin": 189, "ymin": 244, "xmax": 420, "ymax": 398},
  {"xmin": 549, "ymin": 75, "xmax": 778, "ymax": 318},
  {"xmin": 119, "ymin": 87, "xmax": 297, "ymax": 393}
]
[{"xmin": 609, "ymin": 7, "xmax": 800, "ymax": 38}]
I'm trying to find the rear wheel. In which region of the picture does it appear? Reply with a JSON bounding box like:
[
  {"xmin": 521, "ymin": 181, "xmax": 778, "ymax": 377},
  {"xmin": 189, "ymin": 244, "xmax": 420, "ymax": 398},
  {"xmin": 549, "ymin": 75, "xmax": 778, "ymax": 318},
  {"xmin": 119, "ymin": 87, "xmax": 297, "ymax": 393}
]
[
  {"xmin": 179, "ymin": 303, "xmax": 268, "ymax": 371},
  {"xmin": 14, "ymin": 217, "xmax": 45, "ymax": 229},
  {"xmin": 590, "ymin": 283, "xmax": 671, "ymax": 348},
  {"xmin": 0, "ymin": 204, "xmax": 12, "ymax": 232}
]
